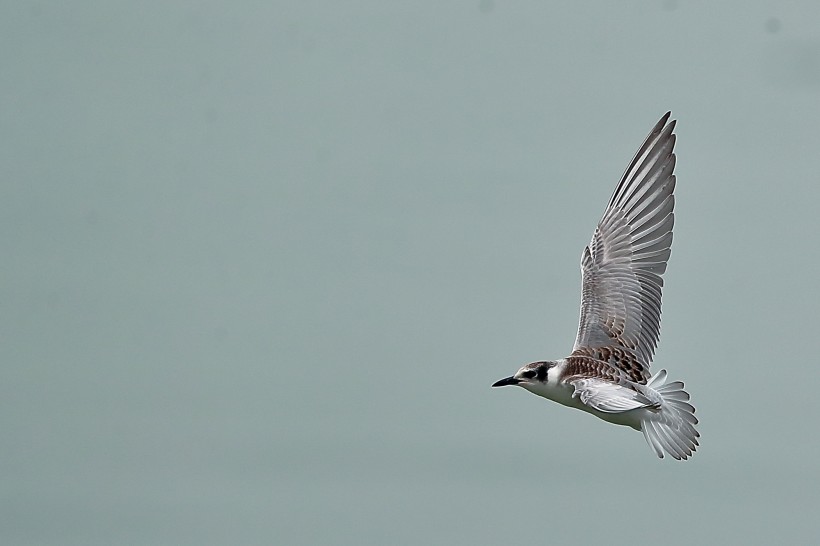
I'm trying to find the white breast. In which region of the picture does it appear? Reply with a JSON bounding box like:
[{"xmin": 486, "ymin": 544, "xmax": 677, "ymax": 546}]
[{"xmin": 522, "ymin": 359, "xmax": 645, "ymax": 429}]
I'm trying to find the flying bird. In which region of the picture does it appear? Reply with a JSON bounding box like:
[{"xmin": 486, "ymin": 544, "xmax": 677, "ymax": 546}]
[{"xmin": 492, "ymin": 112, "xmax": 699, "ymax": 460}]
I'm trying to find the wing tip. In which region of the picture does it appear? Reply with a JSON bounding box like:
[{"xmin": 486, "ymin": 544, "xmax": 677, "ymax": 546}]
[{"xmin": 656, "ymin": 111, "xmax": 674, "ymax": 132}]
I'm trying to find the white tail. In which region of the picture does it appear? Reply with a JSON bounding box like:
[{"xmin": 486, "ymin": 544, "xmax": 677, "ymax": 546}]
[{"xmin": 640, "ymin": 370, "xmax": 699, "ymax": 460}]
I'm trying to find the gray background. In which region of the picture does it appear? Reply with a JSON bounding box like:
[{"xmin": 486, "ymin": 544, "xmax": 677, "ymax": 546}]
[{"xmin": 2, "ymin": 1, "xmax": 819, "ymax": 544}]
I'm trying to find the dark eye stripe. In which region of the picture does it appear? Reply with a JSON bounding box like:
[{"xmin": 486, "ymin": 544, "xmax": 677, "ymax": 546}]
[
  {"xmin": 521, "ymin": 370, "xmax": 537, "ymax": 379},
  {"xmin": 536, "ymin": 366, "xmax": 548, "ymax": 381}
]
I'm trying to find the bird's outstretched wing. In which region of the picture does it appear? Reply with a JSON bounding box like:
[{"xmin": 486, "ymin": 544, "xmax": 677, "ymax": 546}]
[{"xmin": 572, "ymin": 113, "xmax": 677, "ymax": 382}]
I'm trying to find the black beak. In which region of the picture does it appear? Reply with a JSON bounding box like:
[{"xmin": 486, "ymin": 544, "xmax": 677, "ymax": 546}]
[{"xmin": 492, "ymin": 376, "xmax": 520, "ymax": 388}]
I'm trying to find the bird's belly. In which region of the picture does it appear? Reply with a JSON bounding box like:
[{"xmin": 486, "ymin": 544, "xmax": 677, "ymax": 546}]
[
  {"xmin": 526, "ymin": 381, "xmax": 579, "ymax": 408},
  {"xmin": 525, "ymin": 381, "xmax": 643, "ymax": 430}
]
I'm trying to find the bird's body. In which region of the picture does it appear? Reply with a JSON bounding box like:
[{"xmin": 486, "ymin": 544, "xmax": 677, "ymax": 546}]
[
  {"xmin": 519, "ymin": 359, "xmax": 645, "ymax": 430},
  {"xmin": 492, "ymin": 113, "xmax": 699, "ymax": 460}
]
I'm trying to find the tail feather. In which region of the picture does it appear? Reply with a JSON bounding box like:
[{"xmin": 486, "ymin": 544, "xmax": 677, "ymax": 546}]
[
  {"xmin": 653, "ymin": 420, "xmax": 687, "ymax": 459},
  {"xmin": 641, "ymin": 423, "xmax": 664, "ymax": 458},
  {"xmin": 641, "ymin": 370, "xmax": 699, "ymax": 460}
]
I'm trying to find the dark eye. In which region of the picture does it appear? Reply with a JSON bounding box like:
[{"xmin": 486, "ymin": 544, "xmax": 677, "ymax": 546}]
[{"xmin": 521, "ymin": 370, "xmax": 536, "ymax": 379}]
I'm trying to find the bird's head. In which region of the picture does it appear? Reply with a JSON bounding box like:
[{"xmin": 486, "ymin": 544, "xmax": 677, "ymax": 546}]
[{"xmin": 492, "ymin": 361, "xmax": 553, "ymax": 390}]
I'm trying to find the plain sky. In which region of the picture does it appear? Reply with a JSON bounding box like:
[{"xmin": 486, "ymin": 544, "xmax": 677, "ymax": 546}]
[{"xmin": 2, "ymin": 1, "xmax": 820, "ymax": 544}]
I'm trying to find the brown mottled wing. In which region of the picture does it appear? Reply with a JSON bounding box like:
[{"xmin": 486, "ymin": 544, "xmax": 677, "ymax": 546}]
[
  {"xmin": 570, "ymin": 346, "xmax": 648, "ymax": 384},
  {"xmin": 572, "ymin": 113, "xmax": 677, "ymax": 381},
  {"xmin": 562, "ymin": 356, "xmax": 656, "ymax": 412}
]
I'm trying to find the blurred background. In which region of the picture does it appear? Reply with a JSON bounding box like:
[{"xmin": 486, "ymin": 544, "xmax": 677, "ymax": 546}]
[{"xmin": 2, "ymin": 1, "xmax": 819, "ymax": 544}]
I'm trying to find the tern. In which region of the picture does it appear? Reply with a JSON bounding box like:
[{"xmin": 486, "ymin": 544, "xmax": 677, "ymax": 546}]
[{"xmin": 492, "ymin": 112, "xmax": 699, "ymax": 460}]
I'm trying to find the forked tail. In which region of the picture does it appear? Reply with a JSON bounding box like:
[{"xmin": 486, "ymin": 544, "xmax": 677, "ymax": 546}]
[{"xmin": 640, "ymin": 370, "xmax": 699, "ymax": 460}]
